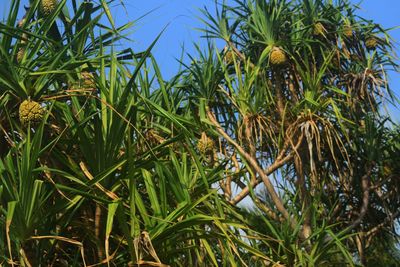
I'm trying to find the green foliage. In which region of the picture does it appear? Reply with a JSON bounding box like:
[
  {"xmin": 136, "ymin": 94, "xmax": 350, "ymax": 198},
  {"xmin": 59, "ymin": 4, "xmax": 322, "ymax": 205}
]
[{"xmin": 0, "ymin": 0, "xmax": 399, "ymax": 266}]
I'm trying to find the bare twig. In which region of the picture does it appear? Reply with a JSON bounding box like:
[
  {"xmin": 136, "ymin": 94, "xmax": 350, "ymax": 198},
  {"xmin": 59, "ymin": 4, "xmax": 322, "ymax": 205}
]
[
  {"xmin": 345, "ymin": 165, "xmax": 372, "ymax": 233},
  {"xmin": 230, "ymin": 132, "xmax": 303, "ymax": 205},
  {"xmin": 366, "ymin": 209, "xmax": 400, "ymax": 238},
  {"xmin": 227, "ymin": 41, "xmax": 255, "ymax": 69},
  {"xmin": 207, "ymin": 108, "xmax": 291, "ymax": 221}
]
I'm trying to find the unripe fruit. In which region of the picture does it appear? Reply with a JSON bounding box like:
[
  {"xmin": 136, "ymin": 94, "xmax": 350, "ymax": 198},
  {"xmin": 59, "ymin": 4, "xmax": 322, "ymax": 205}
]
[
  {"xmin": 144, "ymin": 129, "xmax": 165, "ymax": 146},
  {"xmin": 270, "ymin": 47, "xmax": 287, "ymax": 67},
  {"xmin": 20, "ymin": 33, "xmax": 28, "ymax": 45},
  {"xmin": 81, "ymin": 71, "xmax": 96, "ymax": 88},
  {"xmin": 224, "ymin": 50, "xmax": 235, "ymax": 65},
  {"xmin": 19, "ymin": 100, "xmax": 45, "ymax": 125},
  {"xmin": 16, "ymin": 47, "xmax": 25, "ymax": 63},
  {"xmin": 331, "ymin": 55, "xmax": 340, "ymax": 68},
  {"xmin": 343, "ymin": 25, "xmax": 353, "ymax": 38},
  {"xmin": 197, "ymin": 132, "xmax": 214, "ymax": 154},
  {"xmin": 350, "ymin": 54, "xmax": 360, "ymax": 62},
  {"xmin": 313, "ymin": 22, "xmax": 325, "ymax": 36},
  {"xmin": 40, "ymin": 0, "xmax": 58, "ymax": 16},
  {"xmin": 383, "ymin": 165, "xmax": 392, "ymax": 176},
  {"xmin": 365, "ymin": 37, "xmax": 378, "ymax": 50}
]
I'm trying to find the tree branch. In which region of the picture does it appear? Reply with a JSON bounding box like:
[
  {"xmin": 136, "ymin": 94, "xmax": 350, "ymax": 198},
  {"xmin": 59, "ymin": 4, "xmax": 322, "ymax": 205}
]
[
  {"xmin": 345, "ymin": 165, "xmax": 372, "ymax": 233},
  {"xmin": 230, "ymin": 132, "xmax": 303, "ymax": 205},
  {"xmin": 207, "ymin": 108, "xmax": 292, "ymax": 222}
]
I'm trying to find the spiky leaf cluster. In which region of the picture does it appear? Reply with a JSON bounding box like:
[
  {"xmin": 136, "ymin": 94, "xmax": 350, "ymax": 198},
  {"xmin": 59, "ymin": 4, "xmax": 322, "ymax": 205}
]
[
  {"xmin": 0, "ymin": 0, "xmax": 398, "ymax": 266},
  {"xmin": 186, "ymin": 0, "xmax": 400, "ymax": 265}
]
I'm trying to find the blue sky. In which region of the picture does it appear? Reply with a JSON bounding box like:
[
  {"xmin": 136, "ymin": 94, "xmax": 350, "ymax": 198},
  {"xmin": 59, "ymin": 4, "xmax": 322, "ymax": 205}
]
[
  {"xmin": 120, "ymin": 1, "xmax": 400, "ymax": 67},
  {"xmin": 119, "ymin": 0, "xmax": 400, "ymax": 120},
  {"xmin": 356, "ymin": 0, "xmax": 400, "ymax": 120},
  {"xmin": 2, "ymin": 0, "xmax": 399, "ymax": 119}
]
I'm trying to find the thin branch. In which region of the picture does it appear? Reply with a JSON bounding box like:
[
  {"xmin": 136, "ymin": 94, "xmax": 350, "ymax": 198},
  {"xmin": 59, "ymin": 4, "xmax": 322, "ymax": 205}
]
[
  {"xmin": 230, "ymin": 132, "xmax": 303, "ymax": 205},
  {"xmin": 365, "ymin": 209, "xmax": 400, "ymax": 238},
  {"xmin": 227, "ymin": 41, "xmax": 255, "ymax": 69},
  {"xmin": 345, "ymin": 165, "xmax": 372, "ymax": 233},
  {"xmin": 207, "ymin": 108, "xmax": 291, "ymax": 221}
]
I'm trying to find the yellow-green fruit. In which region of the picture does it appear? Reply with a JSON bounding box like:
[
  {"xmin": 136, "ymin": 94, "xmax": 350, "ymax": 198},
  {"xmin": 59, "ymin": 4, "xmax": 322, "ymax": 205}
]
[
  {"xmin": 360, "ymin": 119, "xmax": 365, "ymax": 129},
  {"xmin": 224, "ymin": 50, "xmax": 235, "ymax": 65},
  {"xmin": 20, "ymin": 33, "xmax": 28, "ymax": 45},
  {"xmin": 270, "ymin": 47, "xmax": 287, "ymax": 67},
  {"xmin": 40, "ymin": 0, "xmax": 57, "ymax": 16},
  {"xmin": 331, "ymin": 56, "xmax": 340, "ymax": 69},
  {"xmin": 350, "ymin": 54, "xmax": 360, "ymax": 61},
  {"xmin": 81, "ymin": 71, "xmax": 96, "ymax": 88},
  {"xmin": 16, "ymin": 47, "xmax": 25, "ymax": 63},
  {"xmin": 365, "ymin": 37, "xmax": 378, "ymax": 50},
  {"xmin": 197, "ymin": 133, "xmax": 214, "ymax": 154},
  {"xmin": 313, "ymin": 22, "xmax": 325, "ymax": 36},
  {"xmin": 383, "ymin": 165, "xmax": 392, "ymax": 176},
  {"xmin": 19, "ymin": 100, "xmax": 45, "ymax": 125},
  {"xmin": 343, "ymin": 25, "xmax": 353, "ymax": 38},
  {"xmin": 331, "ymin": 55, "xmax": 340, "ymax": 68},
  {"xmin": 144, "ymin": 129, "xmax": 165, "ymax": 146}
]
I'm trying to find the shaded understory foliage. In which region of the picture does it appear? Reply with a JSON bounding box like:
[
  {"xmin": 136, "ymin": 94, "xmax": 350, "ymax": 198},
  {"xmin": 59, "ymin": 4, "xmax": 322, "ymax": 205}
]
[{"xmin": 0, "ymin": 0, "xmax": 399, "ymax": 266}]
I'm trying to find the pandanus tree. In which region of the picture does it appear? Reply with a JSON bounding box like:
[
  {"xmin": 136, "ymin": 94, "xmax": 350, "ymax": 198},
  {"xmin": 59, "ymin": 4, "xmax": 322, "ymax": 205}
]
[
  {"xmin": 185, "ymin": 0, "xmax": 400, "ymax": 265},
  {"xmin": 0, "ymin": 0, "xmax": 399, "ymax": 266},
  {"xmin": 0, "ymin": 0, "xmax": 262, "ymax": 266}
]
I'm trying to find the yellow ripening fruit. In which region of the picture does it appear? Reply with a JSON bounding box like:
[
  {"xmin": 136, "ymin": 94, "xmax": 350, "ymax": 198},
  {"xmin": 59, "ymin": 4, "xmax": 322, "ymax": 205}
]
[
  {"xmin": 19, "ymin": 100, "xmax": 45, "ymax": 125},
  {"xmin": 343, "ymin": 25, "xmax": 353, "ymax": 38},
  {"xmin": 270, "ymin": 47, "xmax": 287, "ymax": 67},
  {"xmin": 40, "ymin": 0, "xmax": 58, "ymax": 16},
  {"xmin": 20, "ymin": 33, "xmax": 28, "ymax": 45},
  {"xmin": 350, "ymin": 54, "xmax": 360, "ymax": 61},
  {"xmin": 224, "ymin": 50, "xmax": 235, "ymax": 65},
  {"xmin": 16, "ymin": 47, "xmax": 25, "ymax": 63},
  {"xmin": 383, "ymin": 165, "xmax": 392, "ymax": 176},
  {"xmin": 81, "ymin": 71, "xmax": 96, "ymax": 88},
  {"xmin": 365, "ymin": 37, "xmax": 378, "ymax": 50},
  {"xmin": 313, "ymin": 22, "xmax": 325, "ymax": 36},
  {"xmin": 331, "ymin": 55, "xmax": 340, "ymax": 68},
  {"xmin": 197, "ymin": 132, "xmax": 214, "ymax": 154},
  {"xmin": 359, "ymin": 119, "xmax": 366, "ymax": 130},
  {"xmin": 145, "ymin": 128, "xmax": 165, "ymax": 146}
]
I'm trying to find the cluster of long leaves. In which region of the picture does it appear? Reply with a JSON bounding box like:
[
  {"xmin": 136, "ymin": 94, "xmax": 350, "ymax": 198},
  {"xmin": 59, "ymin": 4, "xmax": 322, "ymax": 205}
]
[
  {"xmin": 0, "ymin": 0, "xmax": 266, "ymax": 266},
  {"xmin": 185, "ymin": 0, "xmax": 400, "ymax": 266},
  {"xmin": 0, "ymin": 0, "xmax": 399, "ymax": 266}
]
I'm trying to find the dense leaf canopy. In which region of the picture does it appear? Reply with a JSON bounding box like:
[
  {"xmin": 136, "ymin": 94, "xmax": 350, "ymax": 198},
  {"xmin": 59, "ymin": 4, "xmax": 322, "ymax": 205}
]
[{"xmin": 0, "ymin": 0, "xmax": 399, "ymax": 266}]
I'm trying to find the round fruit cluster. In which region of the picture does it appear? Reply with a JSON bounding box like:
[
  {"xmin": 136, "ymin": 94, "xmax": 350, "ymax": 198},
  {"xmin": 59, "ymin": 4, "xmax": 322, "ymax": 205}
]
[
  {"xmin": 40, "ymin": 0, "xmax": 58, "ymax": 16},
  {"xmin": 19, "ymin": 100, "xmax": 45, "ymax": 125},
  {"xmin": 197, "ymin": 133, "xmax": 214, "ymax": 154},
  {"xmin": 365, "ymin": 37, "xmax": 378, "ymax": 50},
  {"xmin": 270, "ymin": 47, "xmax": 287, "ymax": 67},
  {"xmin": 313, "ymin": 22, "xmax": 325, "ymax": 36}
]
